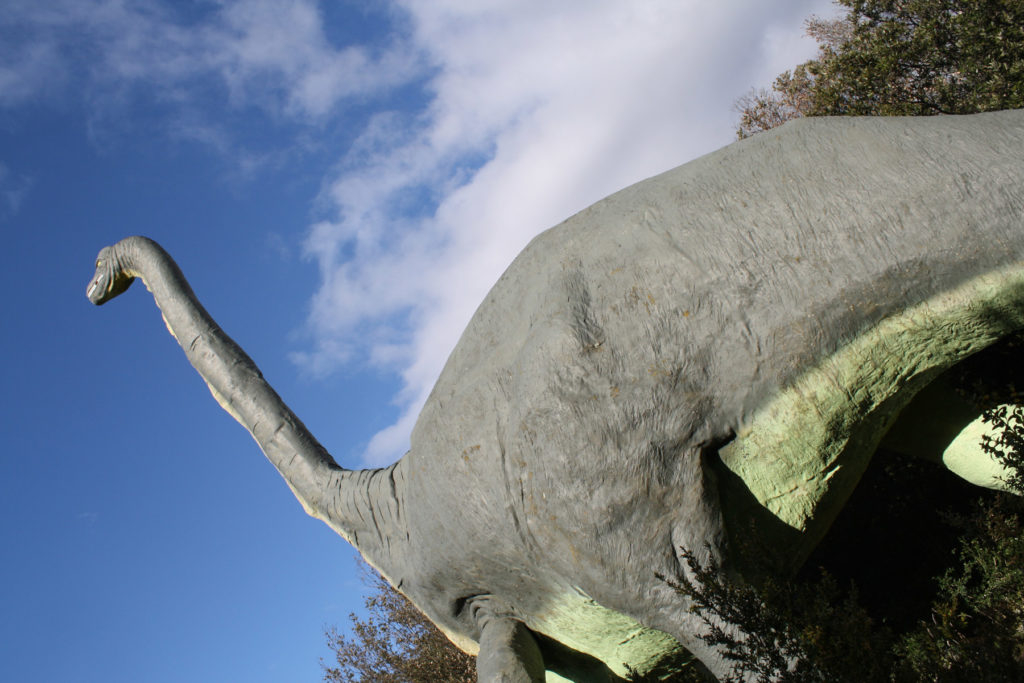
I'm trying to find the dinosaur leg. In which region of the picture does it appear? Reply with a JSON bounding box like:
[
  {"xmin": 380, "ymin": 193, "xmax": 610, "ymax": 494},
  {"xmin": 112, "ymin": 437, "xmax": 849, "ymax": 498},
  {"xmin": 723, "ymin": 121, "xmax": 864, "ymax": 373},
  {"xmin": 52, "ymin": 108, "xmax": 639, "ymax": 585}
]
[
  {"xmin": 475, "ymin": 606, "xmax": 545, "ymax": 683},
  {"xmin": 882, "ymin": 376, "xmax": 1019, "ymax": 492}
]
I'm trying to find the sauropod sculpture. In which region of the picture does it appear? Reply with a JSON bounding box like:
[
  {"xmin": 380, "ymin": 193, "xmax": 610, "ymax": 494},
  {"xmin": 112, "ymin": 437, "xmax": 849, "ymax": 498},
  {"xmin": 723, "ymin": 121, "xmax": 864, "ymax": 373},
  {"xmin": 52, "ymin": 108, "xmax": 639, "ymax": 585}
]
[{"xmin": 89, "ymin": 110, "xmax": 1024, "ymax": 681}]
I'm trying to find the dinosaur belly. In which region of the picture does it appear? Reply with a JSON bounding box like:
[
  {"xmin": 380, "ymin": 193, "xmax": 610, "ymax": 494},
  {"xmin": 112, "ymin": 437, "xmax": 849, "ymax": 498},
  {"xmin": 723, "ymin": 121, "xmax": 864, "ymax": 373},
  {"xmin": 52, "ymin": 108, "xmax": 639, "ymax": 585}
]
[{"xmin": 718, "ymin": 262, "xmax": 1024, "ymax": 570}]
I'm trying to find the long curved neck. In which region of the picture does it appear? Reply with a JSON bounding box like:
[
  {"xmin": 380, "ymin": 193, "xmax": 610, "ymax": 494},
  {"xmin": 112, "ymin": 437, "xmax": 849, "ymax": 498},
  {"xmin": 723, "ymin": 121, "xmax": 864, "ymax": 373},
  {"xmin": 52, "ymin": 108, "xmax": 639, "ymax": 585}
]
[{"xmin": 110, "ymin": 236, "xmax": 400, "ymax": 558}]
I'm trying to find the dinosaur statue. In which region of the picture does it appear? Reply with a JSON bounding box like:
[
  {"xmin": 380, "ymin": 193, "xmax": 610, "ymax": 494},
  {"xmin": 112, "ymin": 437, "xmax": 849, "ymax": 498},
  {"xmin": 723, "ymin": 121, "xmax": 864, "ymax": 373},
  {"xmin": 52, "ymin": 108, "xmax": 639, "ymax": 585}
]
[{"xmin": 88, "ymin": 109, "xmax": 1024, "ymax": 682}]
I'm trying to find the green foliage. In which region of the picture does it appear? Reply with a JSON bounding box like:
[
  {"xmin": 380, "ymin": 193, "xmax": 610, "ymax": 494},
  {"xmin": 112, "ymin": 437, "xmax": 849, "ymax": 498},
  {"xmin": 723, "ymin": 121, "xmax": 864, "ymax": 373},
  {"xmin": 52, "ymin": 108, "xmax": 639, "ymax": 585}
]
[
  {"xmin": 895, "ymin": 499, "xmax": 1024, "ymax": 681},
  {"xmin": 666, "ymin": 552, "xmax": 890, "ymax": 682},
  {"xmin": 982, "ymin": 404, "xmax": 1024, "ymax": 495},
  {"xmin": 812, "ymin": 0, "xmax": 1024, "ymax": 116},
  {"xmin": 737, "ymin": 0, "xmax": 1024, "ymax": 137},
  {"xmin": 322, "ymin": 566, "xmax": 476, "ymax": 683}
]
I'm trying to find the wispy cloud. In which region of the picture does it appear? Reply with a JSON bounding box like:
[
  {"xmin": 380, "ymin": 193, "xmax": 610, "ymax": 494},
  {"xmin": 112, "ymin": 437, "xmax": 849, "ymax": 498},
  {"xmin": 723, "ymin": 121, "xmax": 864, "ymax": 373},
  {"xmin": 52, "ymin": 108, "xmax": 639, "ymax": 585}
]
[
  {"xmin": 77, "ymin": 511, "xmax": 99, "ymax": 524},
  {"xmin": 211, "ymin": 0, "xmax": 421, "ymax": 119},
  {"xmin": 0, "ymin": 163, "xmax": 33, "ymax": 220},
  {"xmin": 0, "ymin": 40, "xmax": 65, "ymax": 107},
  {"xmin": 0, "ymin": 0, "xmax": 420, "ymax": 143}
]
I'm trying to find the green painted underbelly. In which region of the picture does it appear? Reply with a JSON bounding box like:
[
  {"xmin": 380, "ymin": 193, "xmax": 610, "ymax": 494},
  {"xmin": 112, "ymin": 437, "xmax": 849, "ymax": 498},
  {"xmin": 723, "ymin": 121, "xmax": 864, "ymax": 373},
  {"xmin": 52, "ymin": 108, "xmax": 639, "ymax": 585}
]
[
  {"xmin": 532, "ymin": 589, "xmax": 688, "ymax": 680},
  {"xmin": 718, "ymin": 263, "xmax": 1024, "ymax": 564}
]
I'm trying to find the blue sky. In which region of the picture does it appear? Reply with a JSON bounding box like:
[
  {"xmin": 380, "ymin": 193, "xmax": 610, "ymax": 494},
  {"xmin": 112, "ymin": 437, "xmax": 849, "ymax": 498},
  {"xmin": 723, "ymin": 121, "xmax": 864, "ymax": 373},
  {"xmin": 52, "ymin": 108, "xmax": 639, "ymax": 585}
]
[{"xmin": 1, "ymin": 1, "xmax": 835, "ymax": 680}]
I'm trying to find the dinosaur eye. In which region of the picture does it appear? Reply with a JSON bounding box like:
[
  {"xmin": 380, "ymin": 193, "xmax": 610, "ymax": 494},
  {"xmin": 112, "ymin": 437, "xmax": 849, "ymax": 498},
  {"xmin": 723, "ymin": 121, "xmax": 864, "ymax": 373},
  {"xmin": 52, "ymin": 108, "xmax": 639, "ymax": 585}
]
[{"xmin": 96, "ymin": 259, "xmax": 103, "ymax": 268}]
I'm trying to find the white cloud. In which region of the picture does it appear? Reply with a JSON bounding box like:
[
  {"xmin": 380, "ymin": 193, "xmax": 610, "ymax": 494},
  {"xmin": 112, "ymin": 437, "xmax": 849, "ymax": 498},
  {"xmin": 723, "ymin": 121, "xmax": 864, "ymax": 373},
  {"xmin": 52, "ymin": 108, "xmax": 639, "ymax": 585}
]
[
  {"xmin": 299, "ymin": 0, "xmax": 840, "ymax": 465},
  {"xmin": 0, "ymin": 0, "xmax": 419, "ymax": 132},
  {"xmin": 209, "ymin": 0, "xmax": 421, "ymax": 119},
  {"xmin": 0, "ymin": 40, "xmax": 65, "ymax": 106}
]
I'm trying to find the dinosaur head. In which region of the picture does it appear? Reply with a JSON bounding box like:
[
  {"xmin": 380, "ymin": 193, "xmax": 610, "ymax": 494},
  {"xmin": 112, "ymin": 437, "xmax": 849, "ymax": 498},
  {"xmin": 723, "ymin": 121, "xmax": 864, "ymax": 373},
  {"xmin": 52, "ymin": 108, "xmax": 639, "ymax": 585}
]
[{"xmin": 87, "ymin": 244, "xmax": 136, "ymax": 305}]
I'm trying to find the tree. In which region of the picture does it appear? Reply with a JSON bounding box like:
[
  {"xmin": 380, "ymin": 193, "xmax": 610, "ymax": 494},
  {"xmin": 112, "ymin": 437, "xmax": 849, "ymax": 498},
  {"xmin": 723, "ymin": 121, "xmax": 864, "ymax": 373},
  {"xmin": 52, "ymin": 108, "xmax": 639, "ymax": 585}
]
[
  {"xmin": 736, "ymin": 15, "xmax": 850, "ymax": 138},
  {"xmin": 322, "ymin": 566, "xmax": 476, "ymax": 683},
  {"xmin": 736, "ymin": 0, "xmax": 1024, "ymax": 138}
]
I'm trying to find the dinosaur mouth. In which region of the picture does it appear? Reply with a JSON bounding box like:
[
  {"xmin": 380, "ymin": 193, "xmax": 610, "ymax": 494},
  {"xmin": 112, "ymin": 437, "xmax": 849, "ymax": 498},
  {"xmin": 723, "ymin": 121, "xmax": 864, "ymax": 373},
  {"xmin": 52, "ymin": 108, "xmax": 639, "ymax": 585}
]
[{"xmin": 716, "ymin": 262, "xmax": 1024, "ymax": 568}]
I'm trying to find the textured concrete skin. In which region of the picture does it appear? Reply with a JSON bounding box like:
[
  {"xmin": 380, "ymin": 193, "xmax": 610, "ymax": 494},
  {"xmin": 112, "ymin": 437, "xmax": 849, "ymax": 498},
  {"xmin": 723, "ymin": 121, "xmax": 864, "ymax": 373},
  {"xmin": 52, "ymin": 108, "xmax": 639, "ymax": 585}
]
[{"xmin": 88, "ymin": 110, "xmax": 1024, "ymax": 682}]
